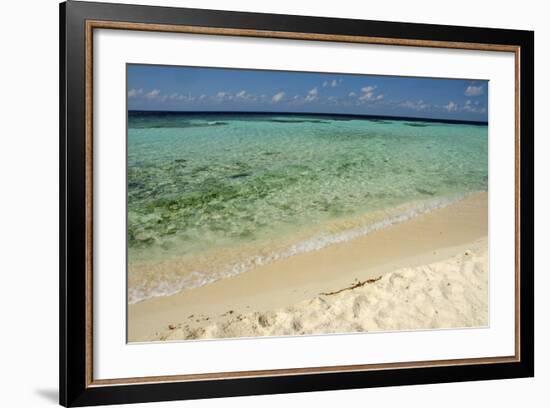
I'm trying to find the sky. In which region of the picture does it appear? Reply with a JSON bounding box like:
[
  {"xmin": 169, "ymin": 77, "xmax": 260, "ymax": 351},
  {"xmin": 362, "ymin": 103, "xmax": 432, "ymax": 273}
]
[{"xmin": 127, "ymin": 64, "xmax": 488, "ymax": 122}]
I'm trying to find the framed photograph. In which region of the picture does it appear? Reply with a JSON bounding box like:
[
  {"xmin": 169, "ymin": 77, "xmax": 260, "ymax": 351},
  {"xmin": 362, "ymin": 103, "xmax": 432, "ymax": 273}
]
[{"xmin": 60, "ymin": 1, "xmax": 534, "ymax": 406}]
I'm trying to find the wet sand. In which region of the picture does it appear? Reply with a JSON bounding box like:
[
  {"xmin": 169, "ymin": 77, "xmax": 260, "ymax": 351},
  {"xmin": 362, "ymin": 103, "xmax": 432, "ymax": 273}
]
[{"xmin": 128, "ymin": 192, "xmax": 488, "ymax": 342}]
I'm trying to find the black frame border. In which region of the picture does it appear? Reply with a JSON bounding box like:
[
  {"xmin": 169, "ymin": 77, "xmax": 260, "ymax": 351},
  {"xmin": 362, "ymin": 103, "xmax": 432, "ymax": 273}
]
[{"xmin": 60, "ymin": 1, "xmax": 534, "ymax": 406}]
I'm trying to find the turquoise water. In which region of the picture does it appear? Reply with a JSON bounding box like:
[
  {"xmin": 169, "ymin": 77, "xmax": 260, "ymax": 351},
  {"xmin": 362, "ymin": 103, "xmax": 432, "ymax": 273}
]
[{"xmin": 127, "ymin": 112, "xmax": 488, "ymax": 302}]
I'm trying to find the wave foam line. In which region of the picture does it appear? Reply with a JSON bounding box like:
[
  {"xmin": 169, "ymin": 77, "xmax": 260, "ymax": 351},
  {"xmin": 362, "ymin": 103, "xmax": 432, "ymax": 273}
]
[{"xmin": 128, "ymin": 194, "xmax": 468, "ymax": 304}]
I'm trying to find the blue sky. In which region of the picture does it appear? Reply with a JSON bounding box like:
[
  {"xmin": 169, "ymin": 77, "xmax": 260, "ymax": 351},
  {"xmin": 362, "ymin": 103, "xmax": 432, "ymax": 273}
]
[{"xmin": 127, "ymin": 64, "xmax": 488, "ymax": 121}]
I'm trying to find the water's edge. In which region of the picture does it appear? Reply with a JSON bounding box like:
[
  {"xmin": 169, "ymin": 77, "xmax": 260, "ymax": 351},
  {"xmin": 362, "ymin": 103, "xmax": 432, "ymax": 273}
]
[{"xmin": 128, "ymin": 193, "xmax": 473, "ymax": 304}]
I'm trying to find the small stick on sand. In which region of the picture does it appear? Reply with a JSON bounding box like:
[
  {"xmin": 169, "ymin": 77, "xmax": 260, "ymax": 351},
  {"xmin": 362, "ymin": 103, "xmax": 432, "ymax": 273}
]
[{"xmin": 320, "ymin": 276, "xmax": 382, "ymax": 296}]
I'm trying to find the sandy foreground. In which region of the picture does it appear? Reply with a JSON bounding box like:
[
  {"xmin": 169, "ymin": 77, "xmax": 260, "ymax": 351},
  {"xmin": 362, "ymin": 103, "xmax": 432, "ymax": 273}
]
[{"xmin": 128, "ymin": 192, "xmax": 488, "ymax": 342}]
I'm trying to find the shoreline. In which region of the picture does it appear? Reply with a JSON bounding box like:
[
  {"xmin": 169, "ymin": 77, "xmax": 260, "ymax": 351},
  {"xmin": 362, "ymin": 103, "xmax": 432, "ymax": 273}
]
[
  {"xmin": 128, "ymin": 193, "xmax": 476, "ymax": 304},
  {"xmin": 128, "ymin": 192, "xmax": 488, "ymax": 342}
]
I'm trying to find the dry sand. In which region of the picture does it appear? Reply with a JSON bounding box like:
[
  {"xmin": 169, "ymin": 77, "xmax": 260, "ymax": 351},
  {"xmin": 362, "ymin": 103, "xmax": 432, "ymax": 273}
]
[{"xmin": 128, "ymin": 192, "xmax": 488, "ymax": 342}]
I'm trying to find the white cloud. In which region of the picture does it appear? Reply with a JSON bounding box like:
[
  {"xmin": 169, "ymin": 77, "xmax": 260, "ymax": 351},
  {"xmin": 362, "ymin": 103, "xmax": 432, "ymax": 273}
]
[
  {"xmin": 235, "ymin": 90, "xmax": 259, "ymax": 102},
  {"xmin": 323, "ymin": 79, "xmax": 341, "ymax": 88},
  {"xmin": 360, "ymin": 92, "xmax": 374, "ymax": 101},
  {"xmin": 464, "ymin": 85, "xmax": 484, "ymax": 96},
  {"xmin": 305, "ymin": 87, "xmax": 318, "ymax": 102},
  {"xmin": 236, "ymin": 90, "xmax": 247, "ymax": 99},
  {"xmin": 168, "ymin": 92, "xmax": 192, "ymax": 101},
  {"xmin": 361, "ymin": 85, "xmax": 376, "ymax": 93},
  {"xmin": 358, "ymin": 85, "xmax": 384, "ymax": 102},
  {"xmin": 463, "ymin": 100, "xmax": 486, "ymax": 113},
  {"xmin": 395, "ymin": 98, "xmax": 486, "ymax": 115},
  {"xmin": 288, "ymin": 94, "xmax": 305, "ymax": 105},
  {"xmin": 272, "ymin": 91, "xmax": 285, "ymax": 102},
  {"xmin": 348, "ymin": 92, "xmax": 356, "ymax": 97},
  {"xmin": 399, "ymin": 100, "xmax": 430, "ymax": 111},
  {"xmin": 214, "ymin": 91, "xmax": 233, "ymax": 101},
  {"xmin": 444, "ymin": 101, "xmax": 459, "ymax": 112},
  {"xmin": 145, "ymin": 89, "xmax": 161, "ymax": 99},
  {"xmin": 128, "ymin": 88, "xmax": 143, "ymax": 98}
]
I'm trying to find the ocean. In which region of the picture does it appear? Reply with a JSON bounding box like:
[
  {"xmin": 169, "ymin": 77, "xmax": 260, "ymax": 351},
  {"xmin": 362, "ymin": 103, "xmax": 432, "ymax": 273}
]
[{"xmin": 127, "ymin": 111, "xmax": 488, "ymax": 303}]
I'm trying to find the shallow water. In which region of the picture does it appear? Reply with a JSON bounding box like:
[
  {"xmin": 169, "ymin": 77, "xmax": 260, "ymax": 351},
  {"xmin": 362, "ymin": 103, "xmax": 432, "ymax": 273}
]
[{"xmin": 127, "ymin": 112, "xmax": 488, "ymax": 303}]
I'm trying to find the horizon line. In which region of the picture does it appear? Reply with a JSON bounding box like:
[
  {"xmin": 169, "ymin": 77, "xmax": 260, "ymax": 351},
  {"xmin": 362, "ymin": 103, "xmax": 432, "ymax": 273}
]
[{"xmin": 127, "ymin": 110, "xmax": 488, "ymax": 125}]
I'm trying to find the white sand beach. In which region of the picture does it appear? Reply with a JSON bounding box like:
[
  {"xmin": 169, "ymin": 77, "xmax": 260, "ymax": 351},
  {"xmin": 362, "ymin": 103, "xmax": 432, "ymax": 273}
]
[{"xmin": 128, "ymin": 192, "xmax": 488, "ymax": 342}]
